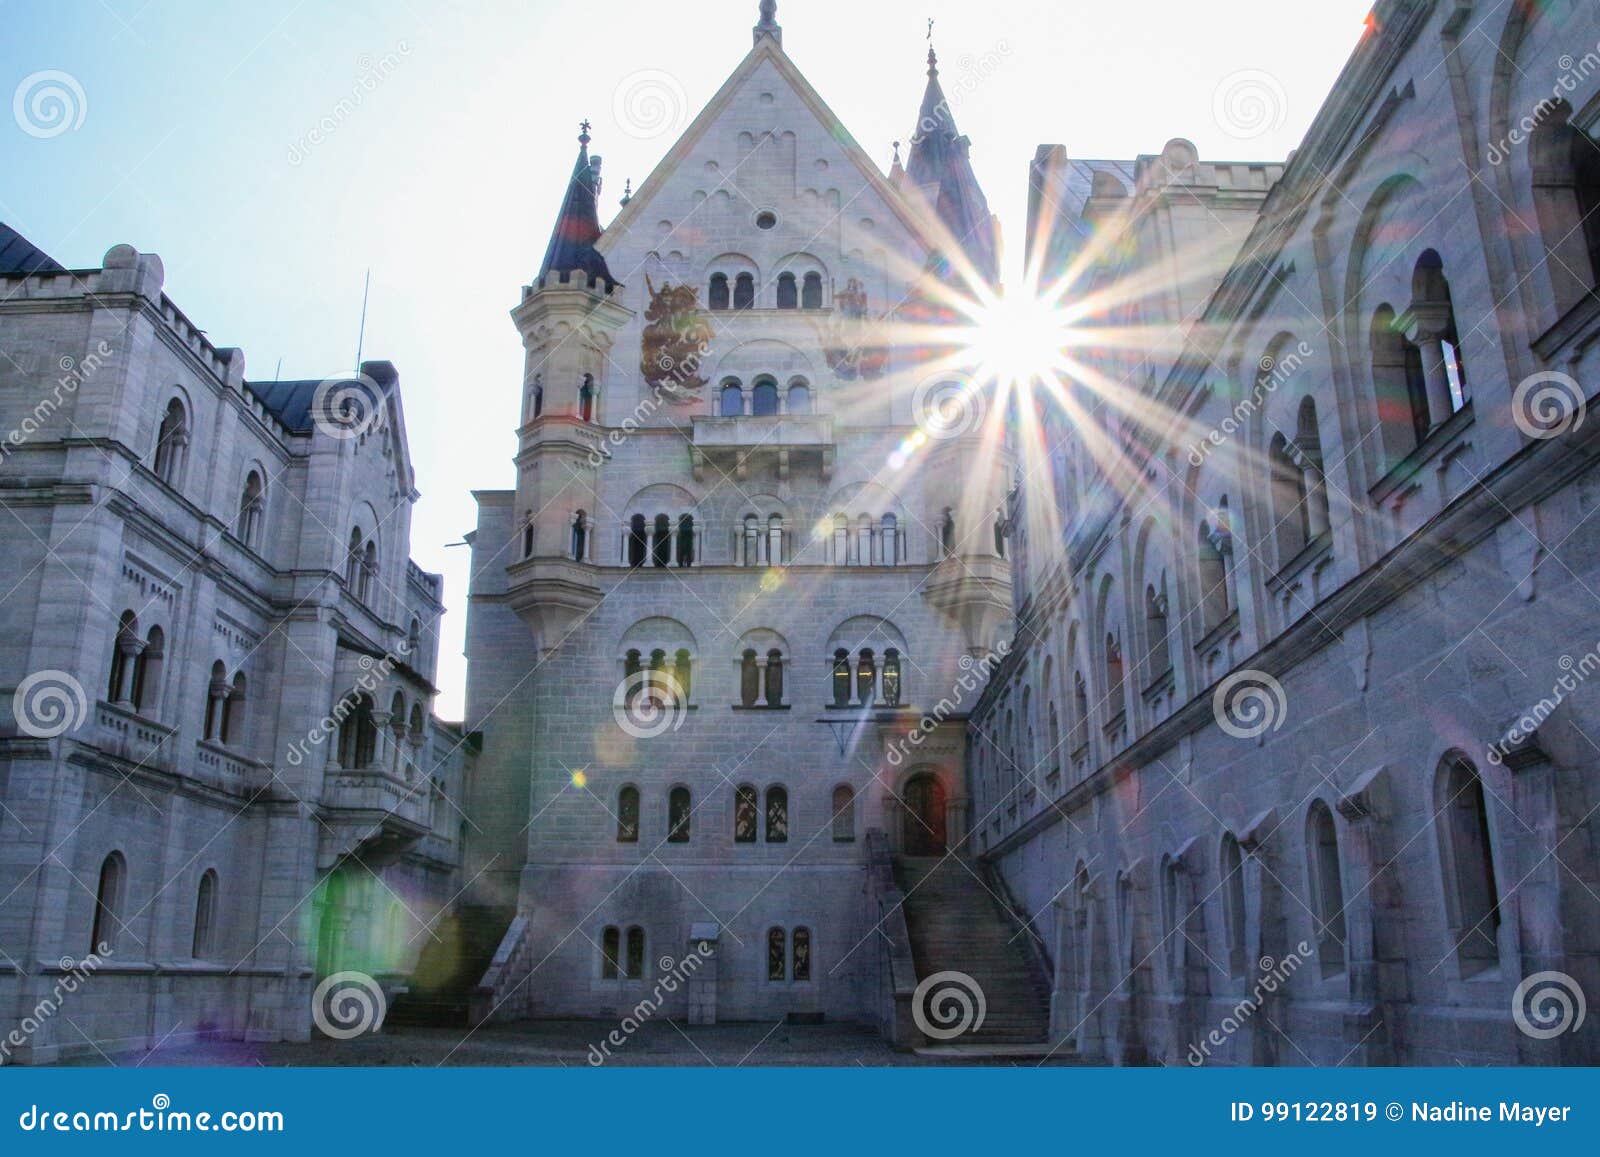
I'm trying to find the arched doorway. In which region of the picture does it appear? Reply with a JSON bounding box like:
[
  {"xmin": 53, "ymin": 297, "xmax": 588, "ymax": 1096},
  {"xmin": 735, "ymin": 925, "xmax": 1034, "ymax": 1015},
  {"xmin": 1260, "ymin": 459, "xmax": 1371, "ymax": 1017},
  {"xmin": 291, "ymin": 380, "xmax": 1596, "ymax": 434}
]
[{"xmin": 902, "ymin": 773, "xmax": 947, "ymax": 855}]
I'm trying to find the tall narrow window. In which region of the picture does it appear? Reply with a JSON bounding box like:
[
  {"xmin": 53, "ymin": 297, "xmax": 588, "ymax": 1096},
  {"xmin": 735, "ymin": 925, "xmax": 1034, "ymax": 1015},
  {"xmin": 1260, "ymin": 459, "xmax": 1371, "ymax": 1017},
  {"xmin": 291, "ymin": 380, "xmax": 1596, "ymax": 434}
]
[
  {"xmin": 735, "ymin": 784, "xmax": 759, "ymax": 843},
  {"xmin": 204, "ymin": 660, "xmax": 227, "ymax": 741},
  {"xmin": 530, "ymin": 376, "xmax": 543, "ymax": 418},
  {"xmin": 831, "ymin": 785, "xmax": 855, "ymax": 842},
  {"xmin": 740, "ymin": 649, "xmax": 760, "ymax": 707},
  {"xmin": 667, "ymin": 786, "xmax": 691, "ymax": 843},
  {"xmin": 765, "ymin": 786, "xmax": 788, "ymax": 843},
  {"xmin": 882, "ymin": 649, "xmax": 901, "ymax": 706},
  {"xmin": 360, "ymin": 539, "xmax": 378, "ymax": 602},
  {"xmin": 236, "ymin": 471, "xmax": 264, "ymax": 546},
  {"xmin": 676, "ymin": 514, "xmax": 695, "ymax": 566},
  {"xmin": 792, "ymin": 927, "xmax": 812, "ymax": 980},
  {"xmin": 752, "ymin": 377, "xmax": 779, "ymax": 416},
  {"xmin": 709, "ymin": 273, "xmax": 729, "ymax": 311},
  {"xmin": 578, "ymin": 375, "xmax": 596, "ymax": 422},
  {"xmin": 131, "ymin": 626, "xmax": 164, "ymax": 714},
  {"xmin": 833, "ymin": 515, "xmax": 848, "ymax": 564},
  {"xmin": 1198, "ymin": 523, "xmax": 1228, "ymax": 633},
  {"xmin": 571, "ymin": 511, "xmax": 588, "ymax": 561},
  {"xmin": 1072, "ymin": 671, "xmax": 1089, "ymax": 752},
  {"xmin": 767, "ymin": 927, "xmax": 786, "ymax": 980},
  {"xmin": 91, "ymin": 852, "xmax": 125, "ymax": 954},
  {"xmin": 744, "ymin": 515, "xmax": 761, "ymax": 566},
  {"xmin": 940, "ymin": 509, "xmax": 955, "ymax": 556},
  {"xmin": 153, "ymin": 398, "xmax": 189, "ymax": 486},
  {"xmin": 1104, "ymin": 634, "xmax": 1124, "ymax": 720},
  {"xmin": 192, "ymin": 870, "xmax": 218, "ymax": 958},
  {"xmin": 1436, "ymin": 757, "xmax": 1501, "ymax": 974},
  {"xmin": 522, "ymin": 523, "xmax": 533, "ymax": 558},
  {"xmin": 776, "ymin": 272, "xmax": 797, "ymax": 308},
  {"xmin": 625, "ymin": 927, "xmax": 645, "ymax": 979},
  {"xmin": 831, "ymin": 650, "xmax": 851, "ymax": 707},
  {"xmin": 674, "ymin": 649, "xmax": 692, "ymax": 702},
  {"xmin": 628, "ymin": 514, "xmax": 648, "ymax": 567},
  {"xmin": 787, "ymin": 382, "xmax": 811, "ymax": 413},
  {"xmin": 601, "ymin": 926, "xmax": 620, "ymax": 978},
  {"xmin": 733, "ymin": 272, "xmax": 755, "ymax": 310},
  {"xmin": 617, "ymin": 785, "xmax": 640, "ymax": 843},
  {"xmin": 345, "ymin": 528, "xmax": 364, "ymax": 589},
  {"xmin": 764, "ymin": 650, "xmax": 784, "ymax": 706},
  {"xmin": 652, "ymin": 514, "xmax": 671, "ymax": 566},
  {"xmin": 221, "ymin": 672, "xmax": 246, "ymax": 745},
  {"xmin": 767, "ymin": 515, "xmax": 784, "ymax": 565},
  {"xmin": 881, "ymin": 514, "xmax": 898, "ymax": 564},
  {"xmin": 1268, "ymin": 432, "xmax": 1308, "ymax": 564},
  {"xmin": 1143, "ymin": 584, "xmax": 1169, "ymax": 682},
  {"xmin": 801, "ymin": 272, "xmax": 822, "ymax": 309},
  {"xmin": 720, "ymin": 381, "xmax": 743, "ymax": 416},
  {"xmin": 1221, "ymin": 835, "xmax": 1246, "ymax": 978},
  {"xmin": 856, "ymin": 649, "xmax": 876, "ymax": 705},
  {"xmin": 1306, "ymin": 802, "xmax": 1347, "ymax": 977},
  {"xmin": 109, "ymin": 610, "xmax": 139, "ymax": 701}
]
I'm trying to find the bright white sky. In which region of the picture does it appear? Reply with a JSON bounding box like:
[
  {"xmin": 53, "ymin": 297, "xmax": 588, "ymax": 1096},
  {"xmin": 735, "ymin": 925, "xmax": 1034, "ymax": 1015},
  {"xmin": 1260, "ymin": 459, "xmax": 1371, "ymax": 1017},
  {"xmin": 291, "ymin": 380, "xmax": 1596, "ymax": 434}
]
[{"xmin": 1, "ymin": 0, "xmax": 1372, "ymax": 717}]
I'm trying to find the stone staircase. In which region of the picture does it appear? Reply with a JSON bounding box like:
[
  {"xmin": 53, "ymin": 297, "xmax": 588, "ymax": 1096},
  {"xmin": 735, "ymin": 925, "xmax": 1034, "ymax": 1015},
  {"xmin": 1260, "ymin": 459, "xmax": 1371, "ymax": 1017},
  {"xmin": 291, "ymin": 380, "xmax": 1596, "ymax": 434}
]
[
  {"xmin": 386, "ymin": 904, "xmax": 513, "ymax": 1028},
  {"xmin": 896, "ymin": 856, "xmax": 1052, "ymax": 1045}
]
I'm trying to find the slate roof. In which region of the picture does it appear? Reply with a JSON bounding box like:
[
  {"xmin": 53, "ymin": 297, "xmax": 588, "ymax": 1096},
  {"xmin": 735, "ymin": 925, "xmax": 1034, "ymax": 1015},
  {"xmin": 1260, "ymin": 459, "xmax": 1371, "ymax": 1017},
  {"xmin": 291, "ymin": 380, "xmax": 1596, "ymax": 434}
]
[
  {"xmin": 0, "ymin": 223, "xmax": 66, "ymax": 275},
  {"xmin": 538, "ymin": 129, "xmax": 619, "ymax": 291}
]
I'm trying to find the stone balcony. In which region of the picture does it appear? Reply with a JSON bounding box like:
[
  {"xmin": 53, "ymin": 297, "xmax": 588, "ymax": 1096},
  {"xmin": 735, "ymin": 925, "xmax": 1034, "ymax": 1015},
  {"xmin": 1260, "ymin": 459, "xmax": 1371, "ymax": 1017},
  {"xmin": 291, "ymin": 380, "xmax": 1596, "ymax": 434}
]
[
  {"xmin": 317, "ymin": 766, "xmax": 433, "ymax": 870},
  {"xmin": 689, "ymin": 414, "xmax": 834, "ymax": 480},
  {"xmin": 91, "ymin": 700, "xmax": 178, "ymax": 772}
]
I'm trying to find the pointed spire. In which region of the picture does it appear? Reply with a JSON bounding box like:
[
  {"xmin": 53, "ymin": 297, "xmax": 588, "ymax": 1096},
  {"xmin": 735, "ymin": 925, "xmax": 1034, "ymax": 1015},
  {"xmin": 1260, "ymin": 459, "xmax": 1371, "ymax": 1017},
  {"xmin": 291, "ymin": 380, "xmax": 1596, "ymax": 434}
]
[
  {"xmin": 619, "ymin": 178, "xmax": 632, "ymax": 208},
  {"xmin": 538, "ymin": 121, "xmax": 619, "ymax": 291},
  {"xmin": 903, "ymin": 35, "xmax": 999, "ymax": 284},
  {"xmin": 753, "ymin": 0, "xmax": 782, "ymax": 47},
  {"xmin": 888, "ymin": 140, "xmax": 905, "ymax": 189}
]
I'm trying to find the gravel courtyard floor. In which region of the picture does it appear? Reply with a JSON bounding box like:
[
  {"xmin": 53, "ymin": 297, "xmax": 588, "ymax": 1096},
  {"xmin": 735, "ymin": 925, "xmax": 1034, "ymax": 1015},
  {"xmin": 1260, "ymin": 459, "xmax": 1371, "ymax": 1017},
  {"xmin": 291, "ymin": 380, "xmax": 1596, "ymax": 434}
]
[{"xmin": 68, "ymin": 1021, "xmax": 1078, "ymax": 1067}]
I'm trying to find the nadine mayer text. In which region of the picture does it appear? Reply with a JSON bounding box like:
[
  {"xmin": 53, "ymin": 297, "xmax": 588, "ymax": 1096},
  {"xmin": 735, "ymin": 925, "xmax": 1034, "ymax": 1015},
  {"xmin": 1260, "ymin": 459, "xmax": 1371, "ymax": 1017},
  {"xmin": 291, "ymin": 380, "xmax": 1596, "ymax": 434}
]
[{"xmin": 1412, "ymin": 1102, "xmax": 1571, "ymax": 1126}]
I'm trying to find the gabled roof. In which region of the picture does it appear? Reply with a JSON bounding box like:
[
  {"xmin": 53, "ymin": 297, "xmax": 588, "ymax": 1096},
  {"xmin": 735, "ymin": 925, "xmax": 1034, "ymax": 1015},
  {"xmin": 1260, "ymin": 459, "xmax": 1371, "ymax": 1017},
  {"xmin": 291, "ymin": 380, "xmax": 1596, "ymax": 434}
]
[
  {"xmin": 0, "ymin": 222, "xmax": 66, "ymax": 275},
  {"xmin": 538, "ymin": 125, "xmax": 619, "ymax": 291}
]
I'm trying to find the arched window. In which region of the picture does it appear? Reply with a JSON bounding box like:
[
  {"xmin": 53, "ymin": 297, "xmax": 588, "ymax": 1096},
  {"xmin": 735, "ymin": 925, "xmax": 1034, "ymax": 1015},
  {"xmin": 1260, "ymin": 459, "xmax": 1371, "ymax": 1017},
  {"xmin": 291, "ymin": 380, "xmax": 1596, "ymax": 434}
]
[
  {"xmin": 767, "ymin": 514, "xmax": 783, "ymax": 564},
  {"xmin": 521, "ymin": 522, "xmax": 534, "ymax": 558},
  {"xmin": 787, "ymin": 381, "xmax": 811, "ymax": 413},
  {"xmin": 1530, "ymin": 102, "xmax": 1600, "ymax": 312},
  {"xmin": 221, "ymin": 671, "xmax": 246, "ymax": 745},
  {"xmin": 801, "ymin": 272, "xmax": 823, "ymax": 309},
  {"xmin": 667, "ymin": 786, "xmax": 691, "ymax": 843},
  {"xmin": 733, "ymin": 272, "xmax": 755, "ymax": 310},
  {"xmin": 735, "ymin": 783, "xmax": 759, "ymax": 843},
  {"xmin": 625, "ymin": 927, "xmax": 645, "ymax": 979},
  {"xmin": 940, "ymin": 509, "xmax": 955, "ymax": 556},
  {"xmin": 345, "ymin": 528, "xmax": 364, "ymax": 589},
  {"xmin": 856, "ymin": 648, "xmax": 876, "ymax": 705},
  {"xmin": 652, "ymin": 514, "xmax": 671, "ymax": 567},
  {"xmin": 153, "ymin": 397, "xmax": 189, "ymax": 486},
  {"xmin": 1267, "ymin": 431, "xmax": 1308, "ymax": 564},
  {"xmin": 131, "ymin": 626, "xmax": 164, "ymax": 715},
  {"xmin": 1143, "ymin": 583, "xmax": 1169, "ymax": 682},
  {"xmin": 881, "ymin": 514, "xmax": 898, "ymax": 564},
  {"xmin": 337, "ymin": 693, "xmax": 379, "ymax": 769},
  {"xmin": 1369, "ymin": 304, "xmax": 1429, "ymax": 461},
  {"xmin": 740, "ymin": 649, "xmax": 760, "ymax": 707},
  {"xmin": 1071, "ymin": 671, "xmax": 1089, "ymax": 753},
  {"xmin": 1197, "ymin": 522, "xmax": 1229, "ymax": 633},
  {"xmin": 1104, "ymin": 633, "xmax": 1124, "ymax": 720},
  {"xmin": 765, "ymin": 786, "xmax": 788, "ymax": 843},
  {"xmin": 91, "ymin": 852, "xmax": 126, "ymax": 954},
  {"xmin": 1220, "ymin": 834, "xmax": 1246, "ymax": 978},
  {"xmin": 601, "ymin": 926, "xmax": 621, "ymax": 978},
  {"xmin": 882, "ymin": 649, "xmax": 901, "ymax": 706},
  {"xmin": 204, "ymin": 660, "xmax": 227, "ymax": 741},
  {"xmin": 408, "ymin": 702, "xmax": 424, "ymax": 746},
  {"xmin": 831, "ymin": 649, "xmax": 851, "ymax": 707},
  {"xmin": 792, "ymin": 927, "xmax": 811, "ymax": 980},
  {"xmin": 1295, "ymin": 398, "xmax": 1330, "ymax": 539},
  {"xmin": 627, "ymin": 514, "xmax": 648, "ymax": 567},
  {"xmin": 764, "ymin": 649, "xmax": 784, "ymax": 706},
  {"xmin": 236, "ymin": 470, "xmax": 264, "ymax": 547},
  {"xmin": 1435, "ymin": 756, "xmax": 1501, "ymax": 975},
  {"xmin": 856, "ymin": 514, "xmax": 872, "ymax": 565},
  {"xmin": 1408, "ymin": 250, "xmax": 1468, "ymax": 426},
  {"xmin": 743, "ymin": 515, "xmax": 761, "ymax": 567},
  {"xmin": 832, "ymin": 514, "xmax": 848, "ymax": 564},
  {"xmin": 359, "ymin": 539, "xmax": 378, "ymax": 602},
  {"xmin": 751, "ymin": 377, "xmax": 779, "ymax": 416},
  {"xmin": 993, "ymin": 515, "xmax": 1008, "ymax": 558},
  {"xmin": 776, "ymin": 272, "xmax": 798, "ymax": 308},
  {"xmin": 578, "ymin": 375, "xmax": 596, "ymax": 422},
  {"xmin": 674, "ymin": 648, "xmax": 692, "ymax": 701},
  {"xmin": 570, "ymin": 511, "xmax": 588, "ymax": 561},
  {"xmin": 407, "ymin": 617, "xmax": 422, "ymax": 655},
  {"xmin": 831, "ymin": 785, "xmax": 855, "ymax": 842},
  {"xmin": 676, "ymin": 515, "xmax": 695, "ymax": 566},
  {"xmin": 767, "ymin": 927, "xmax": 786, "ymax": 980},
  {"xmin": 719, "ymin": 380, "xmax": 744, "ymax": 416},
  {"xmin": 529, "ymin": 374, "xmax": 544, "ymax": 418},
  {"xmin": 1305, "ymin": 802, "xmax": 1347, "ymax": 978},
  {"xmin": 192, "ymin": 869, "xmax": 218, "ymax": 958},
  {"xmin": 708, "ymin": 272, "xmax": 730, "ymax": 311},
  {"xmin": 617, "ymin": 785, "xmax": 640, "ymax": 842},
  {"xmin": 109, "ymin": 610, "xmax": 139, "ymax": 702}
]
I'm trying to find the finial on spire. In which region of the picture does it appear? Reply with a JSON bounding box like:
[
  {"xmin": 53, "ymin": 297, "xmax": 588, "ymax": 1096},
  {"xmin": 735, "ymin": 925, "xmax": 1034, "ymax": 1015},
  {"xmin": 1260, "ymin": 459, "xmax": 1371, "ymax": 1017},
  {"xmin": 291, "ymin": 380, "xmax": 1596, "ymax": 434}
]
[
  {"xmin": 926, "ymin": 18, "xmax": 937, "ymax": 73},
  {"xmin": 579, "ymin": 119, "xmax": 591, "ymax": 146},
  {"xmin": 892, "ymin": 140, "xmax": 902, "ymax": 164},
  {"xmin": 754, "ymin": 0, "xmax": 782, "ymax": 46},
  {"xmin": 620, "ymin": 178, "xmax": 632, "ymax": 207}
]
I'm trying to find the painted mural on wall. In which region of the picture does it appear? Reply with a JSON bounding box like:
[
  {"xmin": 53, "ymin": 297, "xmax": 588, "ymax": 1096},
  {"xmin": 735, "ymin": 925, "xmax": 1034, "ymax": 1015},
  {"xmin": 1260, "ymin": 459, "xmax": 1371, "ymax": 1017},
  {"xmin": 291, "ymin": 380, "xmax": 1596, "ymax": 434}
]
[
  {"xmin": 821, "ymin": 277, "xmax": 890, "ymax": 380},
  {"xmin": 640, "ymin": 277, "xmax": 714, "ymax": 403}
]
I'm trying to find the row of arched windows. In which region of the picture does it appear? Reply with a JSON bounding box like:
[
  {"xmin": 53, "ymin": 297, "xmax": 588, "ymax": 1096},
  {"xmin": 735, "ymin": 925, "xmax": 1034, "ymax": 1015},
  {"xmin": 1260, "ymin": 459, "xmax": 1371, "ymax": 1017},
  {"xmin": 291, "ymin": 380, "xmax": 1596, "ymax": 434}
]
[
  {"xmin": 89, "ymin": 852, "xmax": 218, "ymax": 959},
  {"xmin": 595, "ymin": 924, "xmax": 814, "ymax": 981},
  {"xmin": 202, "ymin": 661, "xmax": 247, "ymax": 745},
  {"xmin": 614, "ymin": 783, "xmax": 857, "ymax": 844},
  {"xmin": 708, "ymin": 271, "xmax": 823, "ymax": 311},
  {"xmin": 830, "ymin": 648, "xmax": 902, "ymax": 708},
  {"xmin": 334, "ymin": 689, "xmax": 427, "ymax": 772},
  {"xmin": 523, "ymin": 373, "xmax": 597, "ymax": 423},
  {"xmin": 717, "ymin": 376, "xmax": 812, "ymax": 416},
  {"xmin": 152, "ymin": 398, "xmax": 270, "ymax": 552},
  {"xmin": 627, "ymin": 513, "xmax": 696, "ymax": 567},
  {"xmin": 345, "ymin": 527, "xmax": 378, "ymax": 604},
  {"xmin": 585, "ymin": 512, "xmax": 909, "ymax": 566},
  {"xmin": 108, "ymin": 610, "xmax": 165, "ymax": 716}
]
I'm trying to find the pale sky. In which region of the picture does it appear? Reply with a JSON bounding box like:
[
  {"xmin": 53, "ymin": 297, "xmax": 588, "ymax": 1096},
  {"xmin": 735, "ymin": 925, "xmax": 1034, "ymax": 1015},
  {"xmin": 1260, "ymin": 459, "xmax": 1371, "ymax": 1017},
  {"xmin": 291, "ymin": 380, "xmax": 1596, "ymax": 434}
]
[{"xmin": 1, "ymin": 0, "xmax": 1373, "ymax": 717}]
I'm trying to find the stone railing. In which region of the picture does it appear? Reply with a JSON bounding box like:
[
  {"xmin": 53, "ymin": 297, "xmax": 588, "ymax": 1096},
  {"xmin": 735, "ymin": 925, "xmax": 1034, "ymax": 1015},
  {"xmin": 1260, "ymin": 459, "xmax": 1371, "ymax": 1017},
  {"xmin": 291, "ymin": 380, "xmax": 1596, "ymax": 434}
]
[
  {"xmin": 865, "ymin": 828, "xmax": 921, "ymax": 1049},
  {"xmin": 470, "ymin": 915, "xmax": 531, "ymax": 1027},
  {"xmin": 92, "ymin": 700, "xmax": 177, "ymax": 772}
]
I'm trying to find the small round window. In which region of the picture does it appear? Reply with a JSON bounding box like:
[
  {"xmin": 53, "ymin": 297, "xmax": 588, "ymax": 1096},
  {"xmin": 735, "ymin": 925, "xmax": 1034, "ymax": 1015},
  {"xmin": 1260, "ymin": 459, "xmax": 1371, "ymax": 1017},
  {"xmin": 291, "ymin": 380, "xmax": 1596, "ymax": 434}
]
[{"xmin": 755, "ymin": 210, "xmax": 778, "ymax": 230}]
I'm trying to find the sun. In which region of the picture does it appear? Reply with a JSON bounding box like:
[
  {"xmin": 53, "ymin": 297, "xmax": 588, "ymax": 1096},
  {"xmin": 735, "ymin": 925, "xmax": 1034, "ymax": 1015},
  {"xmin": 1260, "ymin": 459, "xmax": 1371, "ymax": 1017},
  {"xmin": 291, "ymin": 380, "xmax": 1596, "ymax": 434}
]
[{"xmin": 964, "ymin": 288, "xmax": 1077, "ymax": 390}]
